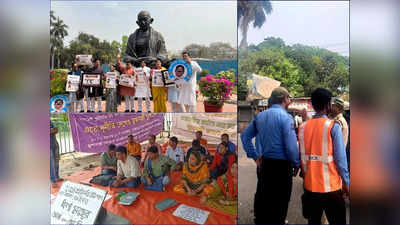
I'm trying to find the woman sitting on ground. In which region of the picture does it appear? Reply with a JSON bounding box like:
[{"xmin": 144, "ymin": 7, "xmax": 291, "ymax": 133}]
[
  {"xmin": 209, "ymin": 142, "xmax": 236, "ymax": 180},
  {"xmin": 173, "ymin": 151, "xmax": 213, "ymax": 196}
]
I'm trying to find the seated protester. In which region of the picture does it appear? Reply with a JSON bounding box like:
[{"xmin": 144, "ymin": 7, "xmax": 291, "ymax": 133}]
[
  {"xmin": 126, "ymin": 135, "xmax": 142, "ymax": 161},
  {"xmin": 201, "ymin": 162, "xmax": 238, "ymax": 215},
  {"xmin": 185, "ymin": 139, "xmax": 211, "ymax": 164},
  {"xmin": 141, "ymin": 146, "xmax": 177, "ymax": 192},
  {"xmin": 164, "ymin": 136, "xmax": 184, "ymax": 170},
  {"xmin": 195, "ymin": 130, "xmax": 208, "ymax": 149},
  {"xmin": 100, "ymin": 144, "xmax": 117, "ymax": 176},
  {"xmin": 209, "ymin": 142, "xmax": 236, "ymax": 180},
  {"xmin": 141, "ymin": 134, "xmax": 162, "ymax": 167},
  {"xmin": 173, "ymin": 151, "xmax": 214, "ymax": 196},
  {"xmin": 217, "ymin": 133, "xmax": 237, "ymax": 154},
  {"xmin": 109, "ymin": 146, "xmax": 141, "ymax": 188}
]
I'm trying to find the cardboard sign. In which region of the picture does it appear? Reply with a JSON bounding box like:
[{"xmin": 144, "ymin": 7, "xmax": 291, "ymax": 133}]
[
  {"xmin": 134, "ymin": 68, "xmax": 147, "ymax": 85},
  {"xmin": 105, "ymin": 72, "xmax": 117, "ymax": 89},
  {"xmin": 66, "ymin": 75, "xmax": 81, "ymax": 92},
  {"xmin": 119, "ymin": 74, "xmax": 135, "ymax": 87},
  {"xmin": 51, "ymin": 181, "xmax": 107, "ymax": 225},
  {"xmin": 82, "ymin": 74, "xmax": 101, "ymax": 87},
  {"xmin": 173, "ymin": 204, "xmax": 210, "ymax": 224},
  {"xmin": 76, "ymin": 55, "xmax": 93, "ymax": 66},
  {"xmin": 151, "ymin": 69, "xmax": 164, "ymax": 87}
]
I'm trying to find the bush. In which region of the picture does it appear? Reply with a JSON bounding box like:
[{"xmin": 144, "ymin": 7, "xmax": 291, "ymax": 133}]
[
  {"xmin": 198, "ymin": 69, "xmax": 210, "ymax": 80},
  {"xmin": 238, "ymin": 73, "xmax": 248, "ymax": 101},
  {"xmin": 216, "ymin": 69, "xmax": 236, "ymax": 83},
  {"xmin": 199, "ymin": 74, "xmax": 234, "ymax": 106},
  {"xmin": 50, "ymin": 69, "xmax": 68, "ymax": 97}
]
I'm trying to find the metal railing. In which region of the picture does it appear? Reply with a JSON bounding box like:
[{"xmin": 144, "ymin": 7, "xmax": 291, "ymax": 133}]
[{"xmin": 50, "ymin": 113, "xmax": 75, "ymax": 155}]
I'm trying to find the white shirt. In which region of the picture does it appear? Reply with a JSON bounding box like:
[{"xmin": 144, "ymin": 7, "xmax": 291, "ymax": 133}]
[
  {"xmin": 117, "ymin": 155, "xmax": 140, "ymax": 178},
  {"xmin": 135, "ymin": 66, "xmax": 151, "ymax": 98},
  {"xmin": 165, "ymin": 146, "xmax": 184, "ymax": 163},
  {"xmin": 177, "ymin": 61, "xmax": 201, "ymax": 106}
]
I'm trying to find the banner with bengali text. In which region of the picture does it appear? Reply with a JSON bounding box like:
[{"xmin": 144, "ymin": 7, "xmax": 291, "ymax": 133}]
[{"xmin": 69, "ymin": 113, "xmax": 164, "ymax": 153}]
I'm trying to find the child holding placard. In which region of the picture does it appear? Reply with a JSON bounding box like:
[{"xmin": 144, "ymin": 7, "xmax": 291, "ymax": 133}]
[{"xmin": 150, "ymin": 59, "xmax": 167, "ymax": 112}]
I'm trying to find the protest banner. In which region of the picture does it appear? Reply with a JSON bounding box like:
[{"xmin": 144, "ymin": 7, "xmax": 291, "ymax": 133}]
[
  {"xmin": 51, "ymin": 181, "xmax": 107, "ymax": 225},
  {"xmin": 82, "ymin": 74, "xmax": 101, "ymax": 87},
  {"xmin": 66, "ymin": 75, "xmax": 81, "ymax": 92},
  {"xmin": 119, "ymin": 74, "xmax": 135, "ymax": 87},
  {"xmin": 75, "ymin": 55, "xmax": 93, "ymax": 66},
  {"xmin": 105, "ymin": 72, "xmax": 117, "ymax": 88},
  {"xmin": 171, "ymin": 113, "xmax": 237, "ymax": 144},
  {"xmin": 69, "ymin": 113, "xmax": 164, "ymax": 153}
]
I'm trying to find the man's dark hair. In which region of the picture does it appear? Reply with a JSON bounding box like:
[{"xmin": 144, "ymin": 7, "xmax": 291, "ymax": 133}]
[
  {"xmin": 221, "ymin": 133, "xmax": 229, "ymax": 139},
  {"xmin": 115, "ymin": 146, "xmax": 127, "ymax": 154},
  {"xmin": 192, "ymin": 139, "xmax": 200, "ymax": 148},
  {"xmin": 169, "ymin": 136, "xmax": 178, "ymax": 144},
  {"xmin": 195, "ymin": 130, "xmax": 202, "ymax": 135},
  {"xmin": 182, "ymin": 51, "xmax": 190, "ymax": 57},
  {"xmin": 150, "ymin": 134, "xmax": 156, "ymax": 140},
  {"xmin": 311, "ymin": 88, "xmax": 332, "ymax": 112},
  {"xmin": 108, "ymin": 144, "xmax": 116, "ymax": 151},
  {"xmin": 219, "ymin": 142, "xmax": 228, "ymax": 149},
  {"xmin": 128, "ymin": 135, "xmax": 133, "ymax": 138},
  {"xmin": 269, "ymin": 96, "xmax": 285, "ymax": 105}
]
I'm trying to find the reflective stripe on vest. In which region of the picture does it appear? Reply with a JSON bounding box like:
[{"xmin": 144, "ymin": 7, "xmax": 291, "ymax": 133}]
[{"xmin": 299, "ymin": 118, "xmax": 342, "ymax": 193}]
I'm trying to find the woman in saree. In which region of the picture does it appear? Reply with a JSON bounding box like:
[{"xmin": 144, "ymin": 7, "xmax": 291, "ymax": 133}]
[
  {"xmin": 150, "ymin": 59, "xmax": 167, "ymax": 112},
  {"xmin": 173, "ymin": 151, "xmax": 213, "ymax": 196}
]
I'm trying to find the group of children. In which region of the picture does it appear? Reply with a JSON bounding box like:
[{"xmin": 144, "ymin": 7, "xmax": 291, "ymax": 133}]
[
  {"xmin": 99, "ymin": 131, "xmax": 237, "ymax": 213},
  {"xmin": 67, "ymin": 52, "xmax": 201, "ymax": 113}
]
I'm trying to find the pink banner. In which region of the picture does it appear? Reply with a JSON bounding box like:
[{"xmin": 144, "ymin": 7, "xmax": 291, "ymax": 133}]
[{"xmin": 69, "ymin": 113, "xmax": 164, "ymax": 153}]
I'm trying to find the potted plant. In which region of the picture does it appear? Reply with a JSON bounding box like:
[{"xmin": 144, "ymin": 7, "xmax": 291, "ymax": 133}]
[{"xmin": 199, "ymin": 74, "xmax": 234, "ymax": 112}]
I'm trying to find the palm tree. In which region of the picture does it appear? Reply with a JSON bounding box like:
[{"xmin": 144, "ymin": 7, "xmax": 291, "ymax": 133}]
[
  {"xmin": 238, "ymin": 0, "xmax": 272, "ymax": 50},
  {"xmin": 50, "ymin": 13, "xmax": 68, "ymax": 69}
]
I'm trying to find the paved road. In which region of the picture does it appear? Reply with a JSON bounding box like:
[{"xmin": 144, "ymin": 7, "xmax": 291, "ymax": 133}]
[{"xmin": 238, "ymin": 134, "xmax": 350, "ymax": 224}]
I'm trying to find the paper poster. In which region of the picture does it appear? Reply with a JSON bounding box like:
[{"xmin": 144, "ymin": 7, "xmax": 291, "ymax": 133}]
[
  {"xmin": 66, "ymin": 75, "xmax": 81, "ymax": 92},
  {"xmin": 119, "ymin": 74, "xmax": 135, "ymax": 87},
  {"xmin": 76, "ymin": 55, "xmax": 93, "ymax": 66},
  {"xmin": 151, "ymin": 69, "xmax": 164, "ymax": 87},
  {"xmin": 50, "ymin": 95, "xmax": 69, "ymax": 113},
  {"xmin": 168, "ymin": 59, "xmax": 193, "ymax": 82},
  {"xmin": 134, "ymin": 68, "xmax": 146, "ymax": 85},
  {"xmin": 162, "ymin": 70, "xmax": 175, "ymax": 87},
  {"xmin": 82, "ymin": 74, "xmax": 101, "ymax": 87},
  {"xmin": 105, "ymin": 72, "xmax": 117, "ymax": 89},
  {"xmin": 51, "ymin": 181, "xmax": 107, "ymax": 225},
  {"xmin": 173, "ymin": 204, "xmax": 210, "ymax": 224}
]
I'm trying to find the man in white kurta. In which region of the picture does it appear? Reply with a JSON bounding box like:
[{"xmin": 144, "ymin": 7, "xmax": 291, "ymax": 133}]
[{"xmin": 177, "ymin": 52, "xmax": 202, "ymax": 112}]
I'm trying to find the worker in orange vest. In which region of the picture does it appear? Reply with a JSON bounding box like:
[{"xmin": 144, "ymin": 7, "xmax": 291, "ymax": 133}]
[{"xmin": 298, "ymin": 88, "xmax": 349, "ymax": 224}]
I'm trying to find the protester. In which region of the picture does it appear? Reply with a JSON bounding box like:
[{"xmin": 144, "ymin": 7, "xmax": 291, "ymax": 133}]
[
  {"xmin": 185, "ymin": 139, "xmax": 211, "ymax": 163},
  {"xmin": 126, "ymin": 135, "xmax": 142, "ymax": 161},
  {"xmin": 201, "ymin": 162, "xmax": 238, "ymax": 215},
  {"xmin": 217, "ymin": 133, "xmax": 236, "ymax": 154},
  {"xmin": 100, "ymin": 144, "xmax": 117, "ymax": 176},
  {"xmin": 105, "ymin": 64, "xmax": 120, "ymax": 112},
  {"xmin": 209, "ymin": 142, "xmax": 236, "ymax": 180},
  {"xmin": 329, "ymin": 97, "xmax": 349, "ymax": 148},
  {"xmin": 141, "ymin": 146, "xmax": 177, "ymax": 191},
  {"xmin": 117, "ymin": 54, "xmax": 136, "ymax": 112},
  {"xmin": 195, "ymin": 130, "xmax": 208, "ymax": 149},
  {"xmin": 142, "ymin": 135, "xmax": 162, "ymax": 166},
  {"xmin": 173, "ymin": 151, "xmax": 214, "ymax": 196},
  {"xmin": 50, "ymin": 121, "xmax": 62, "ymax": 188},
  {"xmin": 175, "ymin": 52, "xmax": 202, "ymax": 112},
  {"xmin": 67, "ymin": 63, "xmax": 84, "ymax": 112},
  {"xmin": 168, "ymin": 66, "xmax": 182, "ymax": 112},
  {"xmin": 109, "ymin": 146, "xmax": 141, "ymax": 188},
  {"xmin": 135, "ymin": 61, "xmax": 152, "ymax": 112},
  {"xmin": 88, "ymin": 59, "xmax": 104, "ymax": 112},
  {"xmin": 164, "ymin": 136, "xmax": 184, "ymax": 170},
  {"xmin": 241, "ymin": 87, "xmax": 300, "ymax": 224},
  {"xmin": 151, "ymin": 59, "xmax": 167, "ymax": 112},
  {"xmin": 298, "ymin": 88, "xmax": 349, "ymax": 224}
]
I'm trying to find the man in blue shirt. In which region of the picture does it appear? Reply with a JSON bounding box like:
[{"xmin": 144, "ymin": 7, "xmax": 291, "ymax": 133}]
[
  {"xmin": 217, "ymin": 133, "xmax": 237, "ymax": 155},
  {"xmin": 241, "ymin": 87, "xmax": 300, "ymax": 224}
]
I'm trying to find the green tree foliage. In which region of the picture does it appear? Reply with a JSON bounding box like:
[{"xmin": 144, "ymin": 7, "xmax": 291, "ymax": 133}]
[
  {"xmin": 182, "ymin": 42, "xmax": 236, "ymax": 59},
  {"xmin": 50, "ymin": 11, "xmax": 69, "ymax": 69},
  {"xmin": 239, "ymin": 37, "xmax": 349, "ymax": 98}
]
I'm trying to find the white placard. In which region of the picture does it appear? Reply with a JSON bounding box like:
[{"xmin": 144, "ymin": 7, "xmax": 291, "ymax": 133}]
[
  {"xmin": 76, "ymin": 55, "xmax": 93, "ymax": 66},
  {"xmin": 134, "ymin": 68, "xmax": 147, "ymax": 85},
  {"xmin": 173, "ymin": 204, "xmax": 210, "ymax": 225},
  {"xmin": 152, "ymin": 69, "xmax": 164, "ymax": 87},
  {"xmin": 119, "ymin": 74, "xmax": 135, "ymax": 87},
  {"xmin": 82, "ymin": 74, "xmax": 101, "ymax": 87},
  {"xmin": 66, "ymin": 75, "xmax": 81, "ymax": 92},
  {"xmin": 105, "ymin": 72, "xmax": 117, "ymax": 89},
  {"xmin": 51, "ymin": 181, "xmax": 107, "ymax": 225}
]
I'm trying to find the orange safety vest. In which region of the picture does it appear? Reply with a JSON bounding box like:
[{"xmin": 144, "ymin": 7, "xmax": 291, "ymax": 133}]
[{"xmin": 298, "ymin": 117, "xmax": 342, "ymax": 193}]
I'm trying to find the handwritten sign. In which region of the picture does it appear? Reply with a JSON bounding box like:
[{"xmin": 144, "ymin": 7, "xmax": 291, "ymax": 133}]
[
  {"xmin": 173, "ymin": 204, "xmax": 210, "ymax": 224},
  {"xmin": 76, "ymin": 55, "xmax": 93, "ymax": 66},
  {"xmin": 152, "ymin": 69, "xmax": 164, "ymax": 87},
  {"xmin": 119, "ymin": 74, "xmax": 135, "ymax": 87},
  {"xmin": 66, "ymin": 75, "xmax": 81, "ymax": 92},
  {"xmin": 51, "ymin": 181, "xmax": 107, "ymax": 225},
  {"xmin": 82, "ymin": 74, "xmax": 101, "ymax": 87},
  {"xmin": 105, "ymin": 72, "xmax": 117, "ymax": 89}
]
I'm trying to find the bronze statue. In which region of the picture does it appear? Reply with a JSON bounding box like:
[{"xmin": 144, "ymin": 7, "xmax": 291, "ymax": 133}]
[{"xmin": 124, "ymin": 11, "xmax": 169, "ymax": 67}]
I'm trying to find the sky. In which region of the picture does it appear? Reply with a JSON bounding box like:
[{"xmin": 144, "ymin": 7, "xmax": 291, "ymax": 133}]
[
  {"xmin": 51, "ymin": 1, "xmax": 237, "ymax": 51},
  {"xmin": 239, "ymin": 1, "xmax": 349, "ymax": 56}
]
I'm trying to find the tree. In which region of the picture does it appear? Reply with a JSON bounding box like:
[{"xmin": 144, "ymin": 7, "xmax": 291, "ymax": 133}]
[
  {"xmin": 50, "ymin": 12, "xmax": 68, "ymax": 69},
  {"xmin": 238, "ymin": 0, "xmax": 272, "ymax": 50},
  {"xmin": 121, "ymin": 35, "xmax": 129, "ymax": 54}
]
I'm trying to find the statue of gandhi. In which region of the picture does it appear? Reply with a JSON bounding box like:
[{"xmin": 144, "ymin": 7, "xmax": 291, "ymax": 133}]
[{"xmin": 123, "ymin": 11, "xmax": 169, "ymax": 68}]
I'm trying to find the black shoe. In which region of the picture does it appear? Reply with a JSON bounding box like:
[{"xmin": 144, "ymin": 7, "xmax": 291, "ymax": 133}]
[
  {"xmin": 131, "ymin": 110, "xmax": 135, "ymax": 113},
  {"xmin": 125, "ymin": 110, "xmax": 129, "ymax": 113},
  {"xmin": 98, "ymin": 111, "xmax": 102, "ymax": 113},
  {"xmin": 147, "ymin": 111, "xmax": 151, "ymax": 113},
  {"xmin": 80, "ymin": 110, "xmax": 84, "ymax": 113},
  {"xmin": 137, "ymin": 111, "xmax": 142, "ymax": 113}
]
